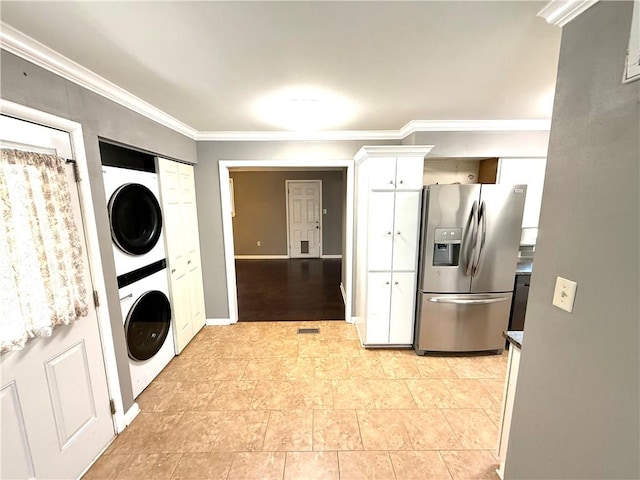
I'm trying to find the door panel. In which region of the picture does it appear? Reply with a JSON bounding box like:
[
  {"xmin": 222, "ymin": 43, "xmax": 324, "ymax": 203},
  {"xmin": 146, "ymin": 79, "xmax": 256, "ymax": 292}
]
[
  {"xmin": 366, "ymin": 157, "xmax": 397, "ymax": 190},
  {"xmin": 420, "ymin": 184, "xmax": 479, "ymax": 293},
  {"xmin": 392, "ymin": 191, "xmax": 421, "ymax": 271},
  {"xmin": 287, "ymin": 181, "xmax": 321, "ymax": 258},
  {"xmin": 0, "ymin": 116, "xmax": 114, "ymax": 479},
  {"xmin": 365, "ymin": 272, "xmax": 392, "ymax": 344},
  {"xmin": 470, "ymin": 185, "xmax": 526, "ymax": 293},
  {"xmin": 388, "ymin": 272, "xmax": 417, "ymax": 344},
  {"xmin": 367, "ymin": 191, "xmax": 395, "ymax": 271},
  {"xmin": 415, "ymin": 293, "xmax": 512, "ymax": 353},
  {"xmin": 395, "ymin": 156, "xmax": 424, "ymax": 190}
]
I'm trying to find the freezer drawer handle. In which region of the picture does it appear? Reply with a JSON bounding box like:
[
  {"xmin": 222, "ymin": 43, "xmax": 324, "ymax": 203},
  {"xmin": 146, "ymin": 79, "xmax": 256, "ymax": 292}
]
[{"xmin": 427, "ymin": 296, "xmax": 509, "ymax": 305}]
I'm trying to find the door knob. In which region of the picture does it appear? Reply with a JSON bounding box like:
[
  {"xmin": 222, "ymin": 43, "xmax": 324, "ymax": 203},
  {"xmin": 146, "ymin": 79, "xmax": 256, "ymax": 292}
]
[
  {"xmin": 394, "ymin": 281, "xmax": 399, "ymax": 285},
  {"xmin": 399, "ymin": 180, "xmax": 404, "ymax": 184},
  {"xmin": 396, "ymin": 231, "xmax": 401, "ymax": 235}
]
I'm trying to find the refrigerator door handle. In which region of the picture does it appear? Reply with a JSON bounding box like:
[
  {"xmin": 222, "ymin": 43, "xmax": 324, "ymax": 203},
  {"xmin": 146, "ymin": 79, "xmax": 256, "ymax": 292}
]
[
  {"xmin": 472, "ymin": 201, "xmax": 487, "ymax": 277},
  {"xmin": 427, "ymin": 296, "xmax": 510, "ymax": 305},
  {"xmin": 464, "ymin": 201, "xmax": 478, "ymax": 276}
]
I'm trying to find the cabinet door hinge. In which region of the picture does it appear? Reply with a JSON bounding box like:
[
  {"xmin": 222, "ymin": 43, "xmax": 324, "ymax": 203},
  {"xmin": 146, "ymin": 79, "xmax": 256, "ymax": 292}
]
[
  {"xmin": 109, "ymin": 399, "xmax": 116, "ymax": 415},
  {"xmin": 72, "ymin": 161, "xmax": 80, "ymax": 183},
  {"xmin": 93, "ymin": 290, "xmax": 100, "ymax": 308}
]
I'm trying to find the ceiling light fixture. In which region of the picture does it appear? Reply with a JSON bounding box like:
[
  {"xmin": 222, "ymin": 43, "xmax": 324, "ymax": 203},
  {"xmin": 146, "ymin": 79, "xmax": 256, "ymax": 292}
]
[{"xmin": 252, "ymin": 86, "xmax": 358, "ymax": 132}]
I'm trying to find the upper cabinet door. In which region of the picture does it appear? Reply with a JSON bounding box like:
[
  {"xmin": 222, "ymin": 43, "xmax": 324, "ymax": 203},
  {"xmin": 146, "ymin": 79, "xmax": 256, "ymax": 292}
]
[
  {"xmin": 392, "ymin": 191, "xmax": 421, "ymax": 271},
  {"xmin": 395, "ymin": 156, "xmax": 425, "ymax": 190},
  {"xmin": 367, "ymin": 191, "xmax": 395, "ymax": 271},
  {"xmin": 367, "ymin": 157, "xmax": 398, "ymax": 190},
  {"xmin": 497, "ymin": 158, "xmax": 547, "ymax": 228}
]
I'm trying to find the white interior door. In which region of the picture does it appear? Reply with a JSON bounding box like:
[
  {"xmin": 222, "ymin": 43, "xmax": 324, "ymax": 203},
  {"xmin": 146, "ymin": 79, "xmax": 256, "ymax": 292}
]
[
  {"xmin": 287, "ymin": 180, "xmax": 321, "ymax": 258},
  {"xmin": 0, "ymin": 116, "xmax": 114, "ymax": 479}
]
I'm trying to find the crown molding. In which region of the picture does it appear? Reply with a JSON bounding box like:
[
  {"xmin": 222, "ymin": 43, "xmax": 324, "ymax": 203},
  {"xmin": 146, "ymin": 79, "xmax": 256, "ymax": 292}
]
[
  {"xmin": 537, "ymin": 0, "xmax": 599, "ymax": 27},
  {"xmin": 1, "ymin": 22, "xmax": 551, "ymax": 143},
  {"xmin": 0, "ymin": 22, "xmax": 198, "ymax": 139}
]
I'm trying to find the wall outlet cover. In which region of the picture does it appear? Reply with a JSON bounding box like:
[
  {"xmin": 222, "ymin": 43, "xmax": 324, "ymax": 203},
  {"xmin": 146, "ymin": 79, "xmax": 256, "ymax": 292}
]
[{"xmin": 552, "ymin": 276, "xmax": 577, "ymax": 313}]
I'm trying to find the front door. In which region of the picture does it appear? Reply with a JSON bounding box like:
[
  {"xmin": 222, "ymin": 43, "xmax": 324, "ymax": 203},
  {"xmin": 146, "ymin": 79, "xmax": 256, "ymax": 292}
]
[
  {"xmin": 0, "ymin": 115, "xmax": 114, "ymax": 479},
  {"xmin": 287, "ymin": 180, "xmax": 321, "ymax": 258}
]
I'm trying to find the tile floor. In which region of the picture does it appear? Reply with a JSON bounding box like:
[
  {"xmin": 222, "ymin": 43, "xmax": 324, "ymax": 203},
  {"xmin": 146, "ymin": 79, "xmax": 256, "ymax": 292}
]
[{"xmin": 84, "ymin": 321, "xmax": 507, "ymax": 480}]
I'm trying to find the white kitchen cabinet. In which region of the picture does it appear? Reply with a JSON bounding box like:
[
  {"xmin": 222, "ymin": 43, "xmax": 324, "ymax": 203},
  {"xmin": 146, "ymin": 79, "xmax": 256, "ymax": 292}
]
[
  {"xmin": 497, "ymin": 158, "xmax": 546, "ymax": 228},
  {"xmin": 354, "ymin": 146, "xmax": 433, "ymax": 346},
  {"xmin": 157, "ymin": 157, "xmax": 206, "ymax": 354}
]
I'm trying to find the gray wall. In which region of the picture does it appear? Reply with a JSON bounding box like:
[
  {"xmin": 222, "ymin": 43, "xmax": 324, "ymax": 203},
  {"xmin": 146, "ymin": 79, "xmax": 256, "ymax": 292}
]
[
  {"xmin": 1, "ymin": 51, "xmax": 197, "ymax": 412},
  {"xmin": 506, "ymin": 3, "xmax": 640, "ymax": 478},
  {"xmin": 230, "ymin": 170, "xmax": 344, "ymax": 256}
]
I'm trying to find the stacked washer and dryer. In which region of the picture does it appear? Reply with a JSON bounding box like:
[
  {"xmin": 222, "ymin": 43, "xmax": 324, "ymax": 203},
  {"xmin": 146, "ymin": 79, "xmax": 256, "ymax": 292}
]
[{"xmin": 102, "ymin": 160, "xmax": 175, "ymax": 399}]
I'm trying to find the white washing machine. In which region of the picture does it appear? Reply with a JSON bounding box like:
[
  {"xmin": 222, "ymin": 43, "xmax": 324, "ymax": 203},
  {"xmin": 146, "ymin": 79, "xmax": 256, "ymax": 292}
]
[
  {"xmin": 102, "ymin": 165, "xmax": 166, "ymax": 277},
  {"xmin": 119, "ymin": 264, "xmax": 175, "ymax": 398}
]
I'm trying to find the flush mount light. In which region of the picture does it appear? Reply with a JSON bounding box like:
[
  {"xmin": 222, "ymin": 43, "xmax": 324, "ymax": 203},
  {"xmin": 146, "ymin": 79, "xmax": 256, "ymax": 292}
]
[{"xmin": 252, "ymin": 86, "xmax": 358, "ymax": 131}]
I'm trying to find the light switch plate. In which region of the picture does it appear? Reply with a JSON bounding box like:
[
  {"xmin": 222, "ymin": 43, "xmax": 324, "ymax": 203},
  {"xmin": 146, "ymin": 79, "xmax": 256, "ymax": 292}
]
[{"xmin": 552, "ymin": 276, "xmax": 577, "ymax": 313}]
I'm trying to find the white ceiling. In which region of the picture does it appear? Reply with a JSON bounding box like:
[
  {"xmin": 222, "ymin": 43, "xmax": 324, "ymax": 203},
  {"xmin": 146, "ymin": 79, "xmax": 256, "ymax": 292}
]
[{"xmin": 1, "ymin": 1, "xmax": 562, "ymax": 134}]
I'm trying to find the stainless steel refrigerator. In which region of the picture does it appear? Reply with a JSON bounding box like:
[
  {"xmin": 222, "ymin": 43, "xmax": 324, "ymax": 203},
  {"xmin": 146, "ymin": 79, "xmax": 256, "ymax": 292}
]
[{"xmin": 414, "ymin": 184, "xmax": 526, "ymax": 355}]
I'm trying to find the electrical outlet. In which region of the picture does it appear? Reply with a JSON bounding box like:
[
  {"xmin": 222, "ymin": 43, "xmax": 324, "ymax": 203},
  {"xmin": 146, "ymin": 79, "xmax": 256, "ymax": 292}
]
[
  {"xmin": 323, "ymin": 208, "xmax": 327, "ymax": 214},
  {"xmin": 257, "ymin": 240, "xmax": 261, "ymax": 247},
  {"xmin": 552, "ymin": 276, "xmax": 577, "ymax": 313}
]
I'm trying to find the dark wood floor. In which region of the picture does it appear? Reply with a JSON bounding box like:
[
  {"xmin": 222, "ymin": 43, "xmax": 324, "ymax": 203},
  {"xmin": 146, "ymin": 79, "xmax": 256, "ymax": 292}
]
[{"xmin": 235, "ymin": 259, "xmax": 344, "ymax": 321}]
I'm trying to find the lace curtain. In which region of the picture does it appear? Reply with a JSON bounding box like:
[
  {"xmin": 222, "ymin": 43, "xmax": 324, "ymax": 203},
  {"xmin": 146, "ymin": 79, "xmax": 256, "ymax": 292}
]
[{"xmin": 0, "ymin": 148, "xmax": 88, "ymax": 354}]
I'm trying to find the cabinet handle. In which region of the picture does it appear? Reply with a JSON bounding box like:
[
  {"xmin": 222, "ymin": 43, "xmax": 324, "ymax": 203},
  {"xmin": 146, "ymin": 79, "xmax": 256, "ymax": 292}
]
[
  {"xmin": 394, "ymin": 281, "xmax": 399, "ymax": 285},
  {"xmin": 171, "ymin": 268, "xmax": 176, "ymax": 273},
  {"xmin": 387, "ymin": 231, "xmax": 392, "ymax": 235},
  {"xmin": 399, "ymin": 180, "xmax": 404, "ymax": 184},
  {"xmin": 396, "ymin": 231, "xmax": 401, "ymax": 235},
  {"xmin": 187, "ymin": 260, "xmax": 191, "ymax": 264},
  {"xmin": 389, "ymin": 180, "xmax": 394, "ymax": 185}
]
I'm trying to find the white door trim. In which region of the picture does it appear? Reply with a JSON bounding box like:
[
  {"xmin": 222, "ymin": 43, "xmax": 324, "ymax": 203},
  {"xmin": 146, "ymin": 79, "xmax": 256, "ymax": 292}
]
[
  {"xmin": 285, "ymin": 179, "xmax": 323, "ymax": 258},
  {"xmin": 218, "ymin": 159, "xmax": 354, "ymax": 324},
  {"xmin": 0, "ymin": 99, "xmax": 133, "ymax": 433}
]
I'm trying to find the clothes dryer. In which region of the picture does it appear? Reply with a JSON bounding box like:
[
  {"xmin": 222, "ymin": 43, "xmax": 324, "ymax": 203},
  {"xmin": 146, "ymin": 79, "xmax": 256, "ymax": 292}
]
[
  {"xmin": 118, "ymin": 261, "xmax": 174, "ymax": 398},
  {"xmin": 103, "ymin": 165, "xmax": 165, "ymax": 276}
]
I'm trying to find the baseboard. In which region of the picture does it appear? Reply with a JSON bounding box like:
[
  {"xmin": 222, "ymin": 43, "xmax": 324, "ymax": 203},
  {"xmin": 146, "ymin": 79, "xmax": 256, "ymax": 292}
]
[
  {"xmin": 321, "ymin": 254, "xmax": 342, "ymax": 259},
  {"xmin": 234, "ymin": 255, "xmax": 289, "ymax": 259},
  {"xmin": 340, "ymin": 282, "xmax": 347, "ymax": 304},
  {"xmin": 115, "ymin": 402, "xmax": 140, "ymax": 433},
  {"xmin": 206, "ymin": 318, "xmax": 234, "ymax": 326}
]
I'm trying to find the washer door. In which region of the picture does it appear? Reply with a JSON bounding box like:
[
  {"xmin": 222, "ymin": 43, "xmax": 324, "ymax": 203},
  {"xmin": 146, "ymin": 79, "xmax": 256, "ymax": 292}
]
[
  {"xmin": 108, "ymin": 183, "xmax": 163, "ymax": 255},
  {"xmin": 125, "ymin": 290, "xmax": 171, "ymax": 361}
]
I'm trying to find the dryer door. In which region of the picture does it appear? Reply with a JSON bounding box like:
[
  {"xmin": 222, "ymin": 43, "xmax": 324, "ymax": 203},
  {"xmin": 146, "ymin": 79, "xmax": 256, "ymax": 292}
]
[
  {"xmin": 108, "ymin": 183, "xmax": 163, "ymax": 255},
  {"xmin": 125, "ymin": 290, "xmax": 171, "ymax": 361}
]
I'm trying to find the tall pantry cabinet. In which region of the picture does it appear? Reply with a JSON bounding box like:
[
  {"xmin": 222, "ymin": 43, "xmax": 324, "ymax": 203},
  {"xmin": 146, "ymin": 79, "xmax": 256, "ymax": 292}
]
[
  {"xmin": 157, "ymin": 157, "xmax": 206, "ymax": 354},
  {"xmin": 353, "ymin": 146, "xmax": 433, "ymax": 346}
]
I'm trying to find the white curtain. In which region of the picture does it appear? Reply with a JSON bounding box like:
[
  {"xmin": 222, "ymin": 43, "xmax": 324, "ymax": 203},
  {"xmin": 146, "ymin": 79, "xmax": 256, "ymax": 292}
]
[{"xmin": 0, "ymin": 148, "xmax": 88, "ymax": 354}]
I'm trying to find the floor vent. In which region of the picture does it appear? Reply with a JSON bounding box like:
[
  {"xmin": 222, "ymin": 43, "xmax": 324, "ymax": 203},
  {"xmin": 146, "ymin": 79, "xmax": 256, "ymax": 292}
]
[{"xmin": 297, "ymin": 328, "xmax": 320, "ymax": 335}]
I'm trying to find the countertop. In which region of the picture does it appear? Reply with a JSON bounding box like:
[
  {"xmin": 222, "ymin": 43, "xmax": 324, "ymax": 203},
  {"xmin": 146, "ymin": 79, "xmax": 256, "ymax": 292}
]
[
  {"xmin": 503, "ymin": 331, "xmax": 523, "ymax": 349},
  {"xmin": 516, "ymin": 258, "xmax": 533, "ymax": 274}
]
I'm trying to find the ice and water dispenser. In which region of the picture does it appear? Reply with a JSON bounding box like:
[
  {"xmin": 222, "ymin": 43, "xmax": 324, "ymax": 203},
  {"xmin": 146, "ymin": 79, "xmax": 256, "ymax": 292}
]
[{"xmin": 432, "ymin": 228, "xmax": 462, "ymax": 266}]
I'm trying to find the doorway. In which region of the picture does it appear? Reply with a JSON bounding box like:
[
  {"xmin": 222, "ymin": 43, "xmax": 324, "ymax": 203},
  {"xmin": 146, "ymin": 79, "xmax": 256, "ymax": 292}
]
[{"xmin": 218, "ymin": 160, "xmax": 354, "ymax": 324}]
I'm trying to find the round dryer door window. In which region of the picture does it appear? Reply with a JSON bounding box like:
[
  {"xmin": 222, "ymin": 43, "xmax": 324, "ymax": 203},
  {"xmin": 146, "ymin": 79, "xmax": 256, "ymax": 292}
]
[
  {"xmin": 109, "ymin": 183, "xmax": 163, "ymax": 255},
  {"xmin": 125, "ymin": 291, "xmax": 171, "ymax": 361}
]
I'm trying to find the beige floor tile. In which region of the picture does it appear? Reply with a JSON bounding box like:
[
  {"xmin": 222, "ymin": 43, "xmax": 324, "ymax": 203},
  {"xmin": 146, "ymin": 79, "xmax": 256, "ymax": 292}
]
[
  {"xmin": 161, "ymin": 411, "xmax": 225, "ymax": 453},
  {"xmin": 298, "ymin": 338, "xmax": 332, "ymax": 357},
  {"xmin": 263, "ymin": 410, "xmax": 313, "ymax": 451},
  {"xmin": 356, "ymin": 409, "xmax": 412, "ymax": 450},
  {"xmin": 228, "ymin": 452, "xmax": 286, "ymax": 480},
  {"xmin": 83, "ymin": 454, "xmax": 131, "ymax": 479},
  {"xmin": 405, "ymin": 379, "xmax": 459, "ymax": 409},
  {"xmin": 367, "ymin": 380, "xmax": 417, "ymax": 409},
  {"xmin": 291, "ymin": 380, "xmax": 333, "ymax": 409},
  {"xmin": 170, "ymin": 452, "xmax": 234, "ymax": 479},
  {"xmin": 390, "ymin": 451, "xmax": 452, "ymax": 480},
  {"xmin": 135, "ymin": 381, "xmax": 182, "ymax": 413},
  {"xmin": 338, "ymin": 451, "xmax": 396, "ymax": 480},
  {"xmin": 115, "ymin": 453, "xmax": 181, "ymax": 480},
  {"xmin": 446, "ymin": 357, "xmax": 493, "ymax": 379},
  {"xmin": 483, "ymin": 404, "xmax": 503, "ymax": 428},
  {"xmin": 379, "ymin": 356, "xmax": 422, "ymax": 379},
  {"xmin": 209, "ymin": 380, "xmax": 256, "ymax": 410},
  {"xmin": 332, "ymin": 380, "xmax": 376, "ymax": 409},
  {"xmin": 442, "ymin": 379, "xmax": 495, "ymax": 409},
  {"xmin": 348, "ymin": 356, "xmax": 387, "ymax": 379},
  {"xmin": 477, "ymin": 378, "xmax": 507, "ymax": 405},
  {"xmin": 243, "ymin": 357, "xmax": 284, "ymax": 380},
  {"xmin": 106, "ymin": 413, "xmax": 184, "ymax": 455},
  {"xmin": 441, "ymin": 409, "xmax": 499, "ymax": 449},
  {"xmin": 328, "ymin": 340, "xmax": 362, "ymax": 357},
  {"xmin": 251, "ymin": 380, "xmax": 295, "ymax": 409},
  {"xmin": 440, "ymin": 450, "xmax": 500, "ymax": 479},
  {"xmin": 313, "ymin": 409, "xmax": 363, "ymax": 451},
  {"xmin": 162, "ymin": 381, "xmax": 220, "ymax": 412},
  {"xmin": 397, "ymin": 409, "xmax": 461, "ymax": 449},
  {"xmin": 281, "ymin": 357, "xmax": 315, "ymax": 380},
  {"xmin": 284, "ymin": 451, "xmax": 339, "ymax": 480},
  {"xmin": 210, "ymin": 410, "xmax": 270, "ymax": 452},
  {"xmin": 315, "ymin": 357, "xmax": 350, "ymax": 379},
  {"xmin": 207, "ymin": 358, "xmax": 249, "ymax": 380},
  {"xmin": 415, "ymin": 357, "xmax": 458, "ymax": 379}
]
